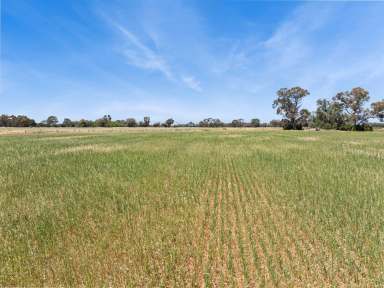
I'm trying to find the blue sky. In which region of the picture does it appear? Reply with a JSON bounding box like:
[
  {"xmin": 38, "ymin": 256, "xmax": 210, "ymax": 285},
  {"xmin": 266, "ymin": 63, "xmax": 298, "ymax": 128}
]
[{"xmin": 2, "ymin": 0, "xmax": 384, "ymax": 123}]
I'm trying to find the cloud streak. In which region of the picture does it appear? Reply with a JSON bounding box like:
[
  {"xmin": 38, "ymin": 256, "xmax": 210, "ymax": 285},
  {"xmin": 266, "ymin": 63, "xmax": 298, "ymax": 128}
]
[
  {"xmin": 182, "ymin": 76, "xmax": 202, "ymax": 92},
  {"xmin": 107, "ymin": 19, "xmax": 206, "ymax": 94},
  {"xmin": 111, "ymin": 22, "xmax": 174, "ymax": 80}
]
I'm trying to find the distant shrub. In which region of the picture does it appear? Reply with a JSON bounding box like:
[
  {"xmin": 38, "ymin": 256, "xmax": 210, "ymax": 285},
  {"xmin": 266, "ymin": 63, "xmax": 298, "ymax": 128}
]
[
  {"xmin": 353, "ymin": 124, "xmax": 373, "ymax": 131},
  {"xmin": 337, "ymin": 124, "xmax": 353, "ymax": 131},
  {"xmin": 282, "ymin": 121, "xmax": 303, "ymax": 130},
  {"xmin": 337, "ymin": 124, "xmax": 373, "ymax": 131},
  {"xmin": 126, "ymin": 118, "xmax": 137, "ymax": 127}
]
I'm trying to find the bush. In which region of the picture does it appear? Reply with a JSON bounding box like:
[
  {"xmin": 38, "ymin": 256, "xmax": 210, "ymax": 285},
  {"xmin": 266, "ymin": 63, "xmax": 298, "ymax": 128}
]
[
  {"xmin": 126, "ymin": 118, "xmax": 137, "ymax": 127},
  {"xmin": 353, "ymin": 124, "xmax": 373, "ymax": 131},
  {"xmin": 337, "ymin": 124, "xmax": 353, "ymax": 131},
  {"xmin": 337, "ymin": 124, "xmax": 373, "ymax": 131},
  {"xmin": 321, "ymin": 123, "xmax": 334, "ymax": 130},
  {"xmin": 283, "ymin": 122, "xmax": 303, "ymax": 130}
]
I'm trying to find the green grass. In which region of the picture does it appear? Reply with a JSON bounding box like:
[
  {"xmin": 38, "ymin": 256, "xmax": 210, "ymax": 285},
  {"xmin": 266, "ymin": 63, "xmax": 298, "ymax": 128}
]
[{"xmin": 1, "ymin": 128, "xmax": 383, "ymax": 286}]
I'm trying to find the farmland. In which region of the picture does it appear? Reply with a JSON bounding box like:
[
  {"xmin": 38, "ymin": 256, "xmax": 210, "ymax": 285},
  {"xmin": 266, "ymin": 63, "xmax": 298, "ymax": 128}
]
[{"xmin": 1, "ymin": 128, "xmax": 383, "ymax": 286}]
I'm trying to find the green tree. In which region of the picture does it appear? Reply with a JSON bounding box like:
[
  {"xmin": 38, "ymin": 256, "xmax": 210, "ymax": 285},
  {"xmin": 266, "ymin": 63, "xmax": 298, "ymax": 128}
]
[
  {"xmin": 299, "ymin": 109, "xmax": 311, "ymax": 127},
  {"xmin": 95, "ymin": 115, "xmax": 112, "ymax": 127},
  {"xmin": 164, "ymin": 118, "xmax": 174, "ymax": 127},
  {"xmin": 231, "ymin": 119, "xmax": 244, "ymax": 127},
  {"xmin": 333, "ymin": 87, "xmax": 370, "ymax": 129},
  {"xmin": 199, "ymin": 118, "xmax": 224, "ymax": 127},
  {"xmin": 78, "ymin": 119, "xmax": 92, "ymax": 127},
  {"xmin": 314, "ymin": 99, "xmax": 346, "ymax": 129},
  {"xmin": 0, "ymin": 115, "xmax": 9, "ymax": 127},
  {"xmin": 0, "ymin": 115, "xmax": 35, "ymax": 127},
  {"xmin": 250, "ymin": 118, "xmax": 260, "ymax": 127},
  {"xmin": 143, "ymin": 116, "xmax": 150, "ymax": 127},
  {"xmin": 46, "ymin": 116, "xmax": 59, "ymax": 127},
  {"xmin": 126, "ymin": 118, "xmax": 137, "ymax": 127},
  {"xmin": 62, "ymin": 118, "xmax": 73, "ymax": 127},
  {"xmin": 371, "ymin": 100, "xmax": 384, "ymax": 122},
  {"xmin": 15, "ymin": 115, "xmax": 35, "ymax": 127},
  {"xmin": 113, "ymin": 120, "xmax": 125, "ymax": 127},
  {"xmin": 273, "ymin": 87, "xmax": 310, "ymax": 130}
]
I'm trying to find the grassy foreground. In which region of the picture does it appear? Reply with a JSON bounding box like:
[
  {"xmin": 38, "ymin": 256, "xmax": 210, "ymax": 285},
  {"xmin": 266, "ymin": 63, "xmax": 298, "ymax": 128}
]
[{"xmin": 1, "ymin": 128, "xmax": 383, "ymax": 286}]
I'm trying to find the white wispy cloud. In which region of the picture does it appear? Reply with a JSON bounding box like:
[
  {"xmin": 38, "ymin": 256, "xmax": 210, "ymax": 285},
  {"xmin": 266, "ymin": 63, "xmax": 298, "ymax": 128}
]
[
  {"xmin": 262, "ymin": 5, "xmax": 336, "ymax": 71},
  {"xmin": 259, "ymin": 2, "xmax": 384, "ymax": 110},
  {"xmin": 111, "ymin": 24, "xmax": 209, "ymax": 94},
  {"xmin": 181, "ymin": 75, "xmax": 202, "ymax": 92},
  {"xmin": 101, "ymin": 15, "xmax": 207, "ymax": 93},
  {"xmin": 111, "ymin": 22, "xmax": 174, "ymax": 80}
]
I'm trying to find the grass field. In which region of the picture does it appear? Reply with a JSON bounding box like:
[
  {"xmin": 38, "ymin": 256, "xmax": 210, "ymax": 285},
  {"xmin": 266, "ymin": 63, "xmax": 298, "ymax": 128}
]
[{"xmin": 1, "ymin": 128, "xmax": 383, "ymax": 286}]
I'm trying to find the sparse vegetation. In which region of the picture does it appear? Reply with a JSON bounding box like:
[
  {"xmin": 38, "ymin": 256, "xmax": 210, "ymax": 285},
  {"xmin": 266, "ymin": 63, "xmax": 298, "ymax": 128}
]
[{"xmin": 1, "ymin": 128, "xmax": 383, "ymax": 286}]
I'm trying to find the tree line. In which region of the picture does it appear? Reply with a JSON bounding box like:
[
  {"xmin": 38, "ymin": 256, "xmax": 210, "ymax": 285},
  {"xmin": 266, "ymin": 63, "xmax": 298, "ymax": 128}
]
[
  {"xmin": 0, "ymin": 114, "xmax": 264, "ymax": 128},
  {"xmin": 1, "ymin": 86, "xmax": 383, "ymax": 130},
  {"xmin": 273, "ymin": 86, "xmax": 383, "ymax": 130}
]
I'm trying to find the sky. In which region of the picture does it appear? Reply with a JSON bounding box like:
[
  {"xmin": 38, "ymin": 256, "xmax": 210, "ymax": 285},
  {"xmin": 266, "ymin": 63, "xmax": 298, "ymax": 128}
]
[{"xmin": 1, "ymin": 0, "xmax": 384, "ymax": 123}]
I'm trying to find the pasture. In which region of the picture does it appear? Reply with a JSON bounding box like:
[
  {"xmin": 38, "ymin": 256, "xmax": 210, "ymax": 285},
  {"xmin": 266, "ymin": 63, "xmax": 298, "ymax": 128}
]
[{"xmin": 1, "ymin": 128, "xmax": 383, "ymax": 286}]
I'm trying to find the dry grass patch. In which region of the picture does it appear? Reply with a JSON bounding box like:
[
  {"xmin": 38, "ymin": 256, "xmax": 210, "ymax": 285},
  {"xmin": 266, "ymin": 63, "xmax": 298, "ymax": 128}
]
[
  {"xmin": 37, "ymin": 135, "xmax": 96, "ymax": 141},
  {"xmin": 298, "ymin": 136, "xmax": 319, "ymax": 142},
  {"xmin": 55, "ymin": 144, "xmax": 129, "ymax": 154}
]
